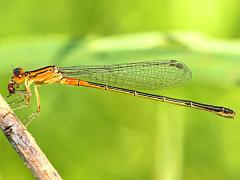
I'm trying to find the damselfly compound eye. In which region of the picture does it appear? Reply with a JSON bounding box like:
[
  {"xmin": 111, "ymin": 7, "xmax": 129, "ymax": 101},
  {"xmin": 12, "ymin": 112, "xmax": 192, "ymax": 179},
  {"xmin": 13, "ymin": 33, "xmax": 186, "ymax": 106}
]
[{"xmin": 13, "ymin": 68, "xmax": 24, "ymax": 75}]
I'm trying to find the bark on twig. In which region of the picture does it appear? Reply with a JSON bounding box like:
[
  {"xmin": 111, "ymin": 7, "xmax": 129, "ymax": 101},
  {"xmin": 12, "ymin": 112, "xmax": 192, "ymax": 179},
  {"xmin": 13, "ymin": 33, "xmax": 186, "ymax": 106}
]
[{"xmin": 0, "ymin": 95, "xmax": 62, "ymax": 180}]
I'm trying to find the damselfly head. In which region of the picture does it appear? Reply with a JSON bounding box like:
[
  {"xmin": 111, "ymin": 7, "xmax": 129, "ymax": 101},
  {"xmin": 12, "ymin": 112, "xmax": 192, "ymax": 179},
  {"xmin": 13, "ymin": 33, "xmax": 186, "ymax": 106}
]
[
  {"xmin": 7, "ymin": 68, "xmax": 26, "ymax": 96},
  {"xmin": 12, "ymin": 68, "xmax": 26, "ymax": 84},
  {"xmin": 13, "ymin": 68, "xmax": 24, "ymax": 76}
]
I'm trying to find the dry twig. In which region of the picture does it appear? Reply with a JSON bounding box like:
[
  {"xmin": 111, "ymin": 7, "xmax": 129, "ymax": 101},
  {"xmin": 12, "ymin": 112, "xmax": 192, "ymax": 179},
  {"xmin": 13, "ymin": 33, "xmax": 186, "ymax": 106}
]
[{"xmin": 0, "ymin": 95, "xmax": 62, "ymax": 180}]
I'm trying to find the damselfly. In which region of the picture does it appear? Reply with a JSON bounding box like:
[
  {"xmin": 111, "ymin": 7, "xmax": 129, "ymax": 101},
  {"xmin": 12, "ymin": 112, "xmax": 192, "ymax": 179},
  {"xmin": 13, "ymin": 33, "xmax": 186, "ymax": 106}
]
[{"xmin": 7, "ymin": 60, "xmax": 235, "ymax": 124}]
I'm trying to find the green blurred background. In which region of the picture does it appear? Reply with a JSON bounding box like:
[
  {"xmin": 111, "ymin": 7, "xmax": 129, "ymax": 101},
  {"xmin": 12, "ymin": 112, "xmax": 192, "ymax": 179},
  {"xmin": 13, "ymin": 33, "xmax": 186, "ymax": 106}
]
[{"xmin": 0, "ymin": 0, "xmax": 240, "ymax": 180}]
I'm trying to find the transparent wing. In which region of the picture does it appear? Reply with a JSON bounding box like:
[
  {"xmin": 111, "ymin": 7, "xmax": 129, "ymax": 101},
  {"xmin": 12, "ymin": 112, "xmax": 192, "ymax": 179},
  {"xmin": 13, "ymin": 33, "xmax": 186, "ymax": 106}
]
[{"xmin": 58, "ymin": 60, "xmax": 192, "ymax": 90}]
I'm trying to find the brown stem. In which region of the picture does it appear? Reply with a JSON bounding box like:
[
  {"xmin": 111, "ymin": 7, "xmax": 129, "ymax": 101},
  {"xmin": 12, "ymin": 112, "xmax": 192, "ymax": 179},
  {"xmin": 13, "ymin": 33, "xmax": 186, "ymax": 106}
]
[{"xmin": 0, "ymin": 95, "xmax": 62, "ymax": 180}]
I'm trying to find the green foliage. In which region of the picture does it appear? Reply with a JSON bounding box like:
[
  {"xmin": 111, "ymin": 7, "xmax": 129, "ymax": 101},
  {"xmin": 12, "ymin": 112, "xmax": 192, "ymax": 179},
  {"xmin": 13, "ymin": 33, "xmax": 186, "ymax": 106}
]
[
  {"xmin": 0, "ymin": 33, "xmax": 239, "ymax": 180},
  {"xmin": 0, "ymin": 1, "xmax": 240, "ymax": 180},
  {"xmin": 0, "ymin": 0, "xmax": 240, "ymax": 38}
]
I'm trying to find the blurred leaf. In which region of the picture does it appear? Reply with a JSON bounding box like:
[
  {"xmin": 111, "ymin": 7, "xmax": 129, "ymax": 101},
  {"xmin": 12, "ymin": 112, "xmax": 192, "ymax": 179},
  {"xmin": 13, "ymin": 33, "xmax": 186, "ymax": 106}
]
[{"xmin": 0, "ymin": 33, "xmax": 239, "ymax": 180}]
